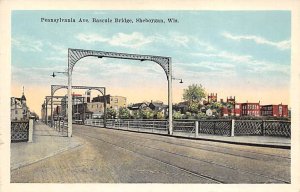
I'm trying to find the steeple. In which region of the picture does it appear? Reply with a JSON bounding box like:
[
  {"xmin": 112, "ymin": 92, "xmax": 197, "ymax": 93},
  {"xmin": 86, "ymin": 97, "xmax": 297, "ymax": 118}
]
[{"xmin": 21, "ymin": 86, "xmax": 26, "ymax": 101}]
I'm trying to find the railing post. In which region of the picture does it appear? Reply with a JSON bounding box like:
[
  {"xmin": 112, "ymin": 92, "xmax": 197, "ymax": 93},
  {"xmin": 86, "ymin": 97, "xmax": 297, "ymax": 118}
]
[
  {"xmin": 152, "ymin": 121, "xmax": 154, "ymax": 133},
  {"xmin": 213, "ymin": 121, "xmax": 216, "ymax": 135},
  {"xmin": 62, "ymin": 121, "xmax": 65, "ymax": 133},
  {"xmin": 28, "ymin": 118, "xmax": 34, "ymax": 142},
  {"xmin": 261, "ymin": 120, "xmax": 265, "ymax": 136},
  {"xmin": 199, "ymin": 121, "xmax": 201, "ymax": 133},
  {"xmin": 231, "ymin": 119, "xmax": 235, "ymax": 137},
  {"xmin": 58, "ymin": 120, "xmax": 61, "ymax": 131},
  {"xmin": 195, "ymin": 121, "xmax": 199, "ymax": 137}
]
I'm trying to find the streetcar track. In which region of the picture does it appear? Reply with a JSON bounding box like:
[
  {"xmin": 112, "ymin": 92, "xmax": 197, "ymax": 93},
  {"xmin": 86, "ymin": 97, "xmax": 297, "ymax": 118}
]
[
  {"xmin": 79, "ymin": 125, "xmax": 291, "ymax": 161},
  {"xmin": 83, "ymin": 125, "xmax": 290, "ymax": 159},
  {"xmin": 113, "ymin": 129, "xmax": 290, "ymax": 162},
  {"xmin": 74, "ymin": 131, "xmax": 223, "ymax": 183},
  {"xmin": 74, "ymin": 130, "xmax": 290, "ymax": 183}
]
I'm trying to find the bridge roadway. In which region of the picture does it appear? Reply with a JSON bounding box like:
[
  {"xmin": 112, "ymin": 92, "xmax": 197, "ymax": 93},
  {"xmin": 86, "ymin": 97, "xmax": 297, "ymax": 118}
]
[{"xmin": 12, "ymin": 124, "xmax": 290, "ymax": 183}]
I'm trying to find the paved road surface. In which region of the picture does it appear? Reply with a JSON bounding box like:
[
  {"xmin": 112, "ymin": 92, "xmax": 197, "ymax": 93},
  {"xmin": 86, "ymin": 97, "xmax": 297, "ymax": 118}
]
[{"xmin": 11, "ymin": 124, "xmax": 290, "ymax": 183}]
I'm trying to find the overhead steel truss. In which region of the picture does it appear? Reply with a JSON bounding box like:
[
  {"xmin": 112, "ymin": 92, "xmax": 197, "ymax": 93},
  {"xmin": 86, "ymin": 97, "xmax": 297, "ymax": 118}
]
[
  {"xmin": 43, "ymin": 96, "xmax": 67, "ymax": 124},
  {"xmin": 67, "ymin": 48, "xmax": 172, "ymax": 137},
  {"xmin": 50, "ymin": 85, "xmax": 107, "ymax": 128}
]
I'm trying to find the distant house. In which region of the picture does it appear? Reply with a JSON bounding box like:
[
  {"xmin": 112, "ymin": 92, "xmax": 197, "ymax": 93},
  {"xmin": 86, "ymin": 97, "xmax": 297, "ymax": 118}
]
[
  {"xmin": 173, "ymin": 101, "xmax": 189, "ymax": 113},
  {"xmin": 149, "ymin": 101, "xmax": 168, "ymax": 117},
  {"xmin": 11, "ymin": 91, "xmax": 29, "ymax": 121},
  {"xmin": 127, "ymin": 102, "xmax": 148, "ymax": 111}
]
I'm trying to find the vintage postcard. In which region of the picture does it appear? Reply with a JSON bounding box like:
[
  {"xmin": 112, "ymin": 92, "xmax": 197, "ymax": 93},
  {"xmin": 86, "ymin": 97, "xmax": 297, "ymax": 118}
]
[{"xmin": 1, "ymin": 0, "xmax": 300, "ymax": 192}]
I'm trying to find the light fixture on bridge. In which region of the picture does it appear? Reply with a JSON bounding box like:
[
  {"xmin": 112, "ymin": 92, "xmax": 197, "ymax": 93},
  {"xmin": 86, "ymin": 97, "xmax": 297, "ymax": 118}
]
[
  {"xmin": 51, "ymin": 71, "xmax": 68, "ymax": 78},
  {"xmin": 172, "ymin": 77, "xmax": 183, "ymax": 84}
]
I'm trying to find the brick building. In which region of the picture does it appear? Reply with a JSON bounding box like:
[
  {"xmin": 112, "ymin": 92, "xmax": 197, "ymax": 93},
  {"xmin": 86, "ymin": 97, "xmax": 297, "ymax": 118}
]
[
  {"xmin": 207, "ymin": 93, "xmax": 217, "ymax": 103},
  {"xmin": 234, "ymin": 103, "xmax": 242, "ymax": 116},
  {"xmin": 260, "ymin": 104, "xmax": 288, "ymax": 117},
  {"xmin": 240, "ymin": 102, "xmax": 260, "ymax": 116}
]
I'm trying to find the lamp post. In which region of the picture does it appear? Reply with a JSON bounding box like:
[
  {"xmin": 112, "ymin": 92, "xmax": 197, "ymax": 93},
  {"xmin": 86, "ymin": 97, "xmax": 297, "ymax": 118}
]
[
  {"xmin": 50, "ymin": 71, "xmax": 68, "ymax": 128},
  {"xmin": 169, "ymin": 76, "xmax": 183, "ymax": 135}
]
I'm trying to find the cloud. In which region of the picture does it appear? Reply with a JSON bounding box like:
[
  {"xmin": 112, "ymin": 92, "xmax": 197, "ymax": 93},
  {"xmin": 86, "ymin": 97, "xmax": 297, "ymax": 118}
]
[
  {"xmin": 155, "ymin": 32, "xmax": 216, "ymax": 51},
  {"xmin": 109, "ymin": 32, "xmax": 153, "ymax": 48},
  {"xmin": 192, "ymin": 51, "xmax": 252, "ymax": 63},
  {"xmin": 47, "ymin": 43, "xmax": 68, "ymax": 55},
  {"xmin": 222, "ymin": 32, "xmax": 290, "ymax": 50},
  {"xmin": 176, "ymin": 61, "xmax": 236, "ymax": 78},
  {"xmin": 45, "ymin": 56, "xmax": 66, "ymax": 61},
  {"xmin": 75, "ymin": 32, "xmax": 153, "ymax": 49},
  {"xmin": 11, "ymin": 65, "xmax": 68, "ymax": 87},
  {"xmin": 75, "ymin": 33, "xmax": 108, "ymax": 43},
  {"xmin": 12, "ymin": 37, "xmax": 43, "ymax": 52},
  {"xmin": 75, "ymin": 32, "xmax": 215, "ymax": 51},
  {"xmin": 191, "ymin": 51, "xmax": 290, "ymax": 75}
]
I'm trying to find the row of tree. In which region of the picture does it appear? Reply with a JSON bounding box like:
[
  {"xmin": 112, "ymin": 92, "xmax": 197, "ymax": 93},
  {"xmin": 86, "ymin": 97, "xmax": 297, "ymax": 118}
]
[
  {"xmin": 105, "ymin": 107, "xmax": 165, "ymax": 119},
  {"xmin": 104, "ymin": 84, "xmax": 222, "ymax": 119}
]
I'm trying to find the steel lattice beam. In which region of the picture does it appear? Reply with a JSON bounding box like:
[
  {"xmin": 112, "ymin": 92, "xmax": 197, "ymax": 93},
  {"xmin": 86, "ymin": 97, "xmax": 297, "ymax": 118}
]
[
  {"xmin": 67, "ymin": 48, "xmax": 172, "ymax": 137},
  {"xmin": 68, "ymin": 48, "xmax": 170, "ymax": 79}
]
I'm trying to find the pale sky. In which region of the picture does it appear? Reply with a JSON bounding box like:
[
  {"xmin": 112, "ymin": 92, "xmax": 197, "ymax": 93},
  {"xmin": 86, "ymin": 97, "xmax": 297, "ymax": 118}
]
[{"xmin": 11, "ymin": 11, "xmax": 291, "ymax": 115}]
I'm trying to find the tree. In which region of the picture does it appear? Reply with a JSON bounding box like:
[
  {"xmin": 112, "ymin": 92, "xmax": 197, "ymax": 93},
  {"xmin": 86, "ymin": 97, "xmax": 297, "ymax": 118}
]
[
  {"xmin": 183, "ymin": 84, "xmax": 206, "ymax": 113},
  {"xmin": 183, "ymin": 84, "xmax": 206, "ymax": 103},
  {"xmin": 131, "ymin": 110, "xmax": 142, "ymax": 119},
  {"xmin": 140, "ymin": 108, "xmax": 155, "ymax": 119},
  {"xmin": 196, "ymin": 112, "xmax": 206, "ymax": 119},
  {"xmin": 155, "ymin": 111, "xmax": 165, "ymax": 119},
  {"xmin": 106, "ymin": 108, "xmax": 117, "ymax": 119},
  {"xmin": 207, "ymin": 102, "xmax": 223, "ymax": 117},
  {"xmin": 182, "ymin": 111, "xmax": 194, "ymax": 119},
  {"xmin": 118, "ymin": 107, "xmax": 130, "ymax": 119},
  {"xmin": 173, "ymin": 111, "xmax": 182, "ymax": 119}
]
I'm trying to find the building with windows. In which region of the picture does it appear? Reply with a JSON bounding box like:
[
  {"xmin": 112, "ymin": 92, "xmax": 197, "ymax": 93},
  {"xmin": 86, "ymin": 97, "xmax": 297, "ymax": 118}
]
[
  {"xmin": 240, "ymin": 102, "xmax": 260, "ymax": 116},
  {"xmin": 234, "ymin": 103, "xmax": 242, "ymax": 116},
  {"xmin": 260, "ymin": 104, "xmax": 288, "ymax": 117},
  {"xmin": 92, "ymin": 95, "xmax": 127, "ymax": 111},
  {"xmin": 207, "ymin": 93, "xmax": 217, "ymax": 103},
  {"xmin": 70, "ymin": 94, "xmax": 127, "ymax": 121},
  {"xmin": 11, "ymin": 90, "xmax": 29, "ymax": 121}
]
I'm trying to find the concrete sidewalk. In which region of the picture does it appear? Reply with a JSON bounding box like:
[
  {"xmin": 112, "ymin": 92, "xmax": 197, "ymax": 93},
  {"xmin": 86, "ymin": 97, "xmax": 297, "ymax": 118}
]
[{"xmin": 11, "ymin": 122, "xmax": 83, "ymax": 170}]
